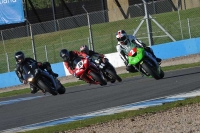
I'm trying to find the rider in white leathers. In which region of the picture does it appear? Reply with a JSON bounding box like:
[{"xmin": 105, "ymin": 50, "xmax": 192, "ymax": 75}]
[{"xmin": 116, "ymin": 30, "xmax": 161, "ymax": 72}]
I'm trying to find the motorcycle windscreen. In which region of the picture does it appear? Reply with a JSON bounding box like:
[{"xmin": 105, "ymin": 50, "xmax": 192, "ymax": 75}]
[
  {"xmin": 73, "ymin": 57, "xmax": 85, "ymax": 76},
  {"xmin": 73, "ymin": 57, "xmax": 82, "ymax": 68},
  {"xmin": 22, "ymin": 63, "xmax": 37, "ymax": 80}
]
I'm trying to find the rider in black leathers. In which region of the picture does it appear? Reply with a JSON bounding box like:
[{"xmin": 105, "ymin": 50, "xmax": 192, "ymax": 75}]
[
  {"xmin": 14, "ymin": 51, "xmax": 58, "ymax": 94},
  {"xmin": 79, "ymin": 45, "xmax": 116, "ymax": 82},
  {"xmin": 79, "ymin": 45, "xmax": 106, "ymax": 63}
]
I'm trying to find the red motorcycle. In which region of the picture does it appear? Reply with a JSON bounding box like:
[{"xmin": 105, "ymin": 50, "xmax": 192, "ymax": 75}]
[{"xmin": 73, "ymin": 56, "xmax": 107, "ymax": 86}]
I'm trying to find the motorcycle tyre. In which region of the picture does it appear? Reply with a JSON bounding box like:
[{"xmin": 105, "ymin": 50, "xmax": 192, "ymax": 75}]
[
  {"xmin": 90, "ymin": 71, "xmax": 107, "ymax": 86},
  {"xmin": 110, "ymin": 80, "xmax": 116, "ymax": 83},
  {"xmin": 141, "ymin": 62, "xmax": 160, "ymax": 80},
  {"xmin": 57, "ymin": 84, "xmax": 66, "ymax": 94},
  {"xmin": 106, "ymin": 69, "xmax": 122, "ymax": 82},
  {"xmin": 37, "ymin": 78, "xmax": 57, "ymax": 95},
  {"xmin": 159, "ymin": 69, "xmax": 165, "ymax": 79}
]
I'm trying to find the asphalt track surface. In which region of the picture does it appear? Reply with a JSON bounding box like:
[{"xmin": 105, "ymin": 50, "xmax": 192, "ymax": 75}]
[{"xmin": 0, "ymin": 66, "xmax": 200, "ymax": 131}]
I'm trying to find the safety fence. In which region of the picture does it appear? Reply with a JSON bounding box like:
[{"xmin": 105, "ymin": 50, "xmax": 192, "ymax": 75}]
[
  {"xmin": 1, "ymin": 37, "xmax": 200, "ymax": 88},
  {"xmin": 0, "ymin": 0, "xmax": 200, "ymax": 73}
]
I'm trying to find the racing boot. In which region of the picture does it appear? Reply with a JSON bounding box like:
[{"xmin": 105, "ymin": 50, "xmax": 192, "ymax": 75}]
[
  {"xmin": 30, "ymin": 84, "xmax": 39, "ymax": 94},
  {"xmin": 145, "ymin": 47, "xmax": 162, "ymax": 64},
  {"xmin": 51, "ymin": 72, "xmax": 59, "ymax": 78},
  {"xmin": 149, "ymin": 51, "xmax": 162, "ymax": 64},
  {"xmin": 156, "ymin": 58, "xmax": 162, "ymax": 64}
]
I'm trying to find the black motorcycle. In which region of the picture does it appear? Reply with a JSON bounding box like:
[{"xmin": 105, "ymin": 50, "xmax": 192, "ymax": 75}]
[
  {"xmin": 22, "ymin": 62, "xmax": 66, "ymax": 95},
  {"xmin": 91, "ymin": 55, "xmax": 122, "ymax": 83}
]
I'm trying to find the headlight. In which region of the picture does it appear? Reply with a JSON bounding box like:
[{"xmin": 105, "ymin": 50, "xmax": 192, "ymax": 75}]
[{"xmin": 27, "ymin": 78, "xmax": 33, "ymax": 82}]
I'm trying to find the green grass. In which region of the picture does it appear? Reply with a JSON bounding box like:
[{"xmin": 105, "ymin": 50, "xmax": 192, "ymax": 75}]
[{"xmin": 0, "ymin": 7, "xmax": 200, "ymax": 73}]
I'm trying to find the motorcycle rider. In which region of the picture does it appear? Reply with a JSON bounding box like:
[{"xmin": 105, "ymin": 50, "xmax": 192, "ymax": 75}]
[
  {"xmin": 79, "ymin": 45, "xmax": 115, "ymax": 82},
  {"xmin": 14, "ymin": 51, "xmax": 58, "ymax": 94},
  {"xmin": 116, "ymin": 29, "xmax": 162, "ymax": 72},
  {"xmin": 59, "ymin": 49, "xmax": 87, "ymax": 78}
]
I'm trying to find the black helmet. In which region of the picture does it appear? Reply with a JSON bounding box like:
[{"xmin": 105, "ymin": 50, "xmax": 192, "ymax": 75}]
[
  {"xmin": 15, "ymin": 51, "xmax": 25, "ymax": 64},
  {"xmin": 116, "ymin": 30, "xmax": 128, "ymax": 45},
  {"xmin": 60, "ymin": 49, "xmax": 70, "ymax": 62}
]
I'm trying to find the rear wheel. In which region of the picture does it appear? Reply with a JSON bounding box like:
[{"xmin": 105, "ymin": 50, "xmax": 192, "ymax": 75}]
[
  {"xmin": 141, "ymin": 62, "xmax": 160, "ymax": 80},
  {"xmin": 90, "ymin": 71, "xmax": 107, "ymax": 86},
  {"xmin": 37, "ymin": 78, "xmax": 57, "ymax": 95}
]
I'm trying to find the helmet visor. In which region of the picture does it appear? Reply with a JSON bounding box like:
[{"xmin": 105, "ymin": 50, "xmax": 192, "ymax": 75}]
[
  {"xmin": 81, "ymin": 50, "xmax": 89, "ymax": 54},
  {"xmin": 16, "ymin": 55, "xmax": 24, "ymax": 63},
  {"xmin": 63, "ymin": 56, "xmax": 70, "ymax": 62},
  {"xmin": 117, "ymin": 36, "xmax": 126, "ymax": 41}
]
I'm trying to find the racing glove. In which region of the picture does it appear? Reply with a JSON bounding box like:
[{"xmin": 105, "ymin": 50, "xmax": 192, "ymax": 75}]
[
  {"xmin": 73, "ymin": 73, "xmax": 82, "ymax": 80},
  {"xmin": 23, "ymin": 80, "xmax": 28, "ymax": 84}
]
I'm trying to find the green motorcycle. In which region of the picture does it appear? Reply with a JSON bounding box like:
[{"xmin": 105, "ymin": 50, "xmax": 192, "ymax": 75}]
[{"xmin": 128, "ymin": 47, "xmax": 164, "ymax": 80}]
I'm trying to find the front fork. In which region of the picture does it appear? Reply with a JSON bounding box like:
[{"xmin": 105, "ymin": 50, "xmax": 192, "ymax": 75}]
[{"xmin": 132, "ymin": 64, "xmax": 145, "ymax": 77}]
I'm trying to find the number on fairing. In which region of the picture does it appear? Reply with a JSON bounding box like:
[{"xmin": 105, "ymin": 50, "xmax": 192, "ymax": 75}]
[
  {"xmin": 76, "ymin": 61, "xmax": 83, "ymax": 68},
  {"xmin": 128, "ymin": 48, "xmax": 137, "ymax": 56},
  {"xmin": 128, "ymin": 50, "xmax": 135, "ymax": 56}
]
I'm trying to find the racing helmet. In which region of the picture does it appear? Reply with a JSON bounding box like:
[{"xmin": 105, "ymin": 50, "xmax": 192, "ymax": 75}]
[
  {"xmin": 80, "ymin": 45, "xmax": 89, "ymax": 55},
  {"xmin": 15, "ymin": 51, "xmax": 25, "ymax": 64},
  {"xmin": 116, "ymin": 30, "xmax": 128, "ymax": 45},
  {"xmin": 60, "ymin": 49, "xmax": 70, "ymax": 62}
]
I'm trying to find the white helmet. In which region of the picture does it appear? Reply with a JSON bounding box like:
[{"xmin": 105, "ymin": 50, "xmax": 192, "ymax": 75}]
[
  {"xmin": 80, "ymin": 45, "xmax": 89, "ymax": 54},
  {"xmin": 116, "ymin": 30, "xmax": 128, "ymax": 45}
]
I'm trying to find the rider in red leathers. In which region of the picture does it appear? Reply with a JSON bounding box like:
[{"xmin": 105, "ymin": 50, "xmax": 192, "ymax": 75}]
[{"xmin": 59, "ymin": 49, "xmax": 87, "ymax": 76}]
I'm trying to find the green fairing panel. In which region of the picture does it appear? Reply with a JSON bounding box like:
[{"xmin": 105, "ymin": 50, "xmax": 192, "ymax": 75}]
[{"xmin": 128, "ymin": 48, "xmax": 145, "ymax": 65}]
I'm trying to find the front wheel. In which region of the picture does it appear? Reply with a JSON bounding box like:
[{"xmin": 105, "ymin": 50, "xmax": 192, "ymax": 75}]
[
  {"xmin": 57, "ymin": 84, "xmax": 66, "ymax": 94},
  {"xmin": 37, "ymin": 78, "xmax": 57, "ymax": 95},
  {"xmin": 141, "ymin": 62, "xmax": 160, "ymax": 80},
  {"xmin": 90, "ymin": 71, "xmax": 107, "ymax": 86},
  {"xmin": 159, "ymin": 69, "xmax": 165, "ymax": 79},
  {"xmin": 105, "ymin": 69, "xmax": 122, "ymax": 82}
]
